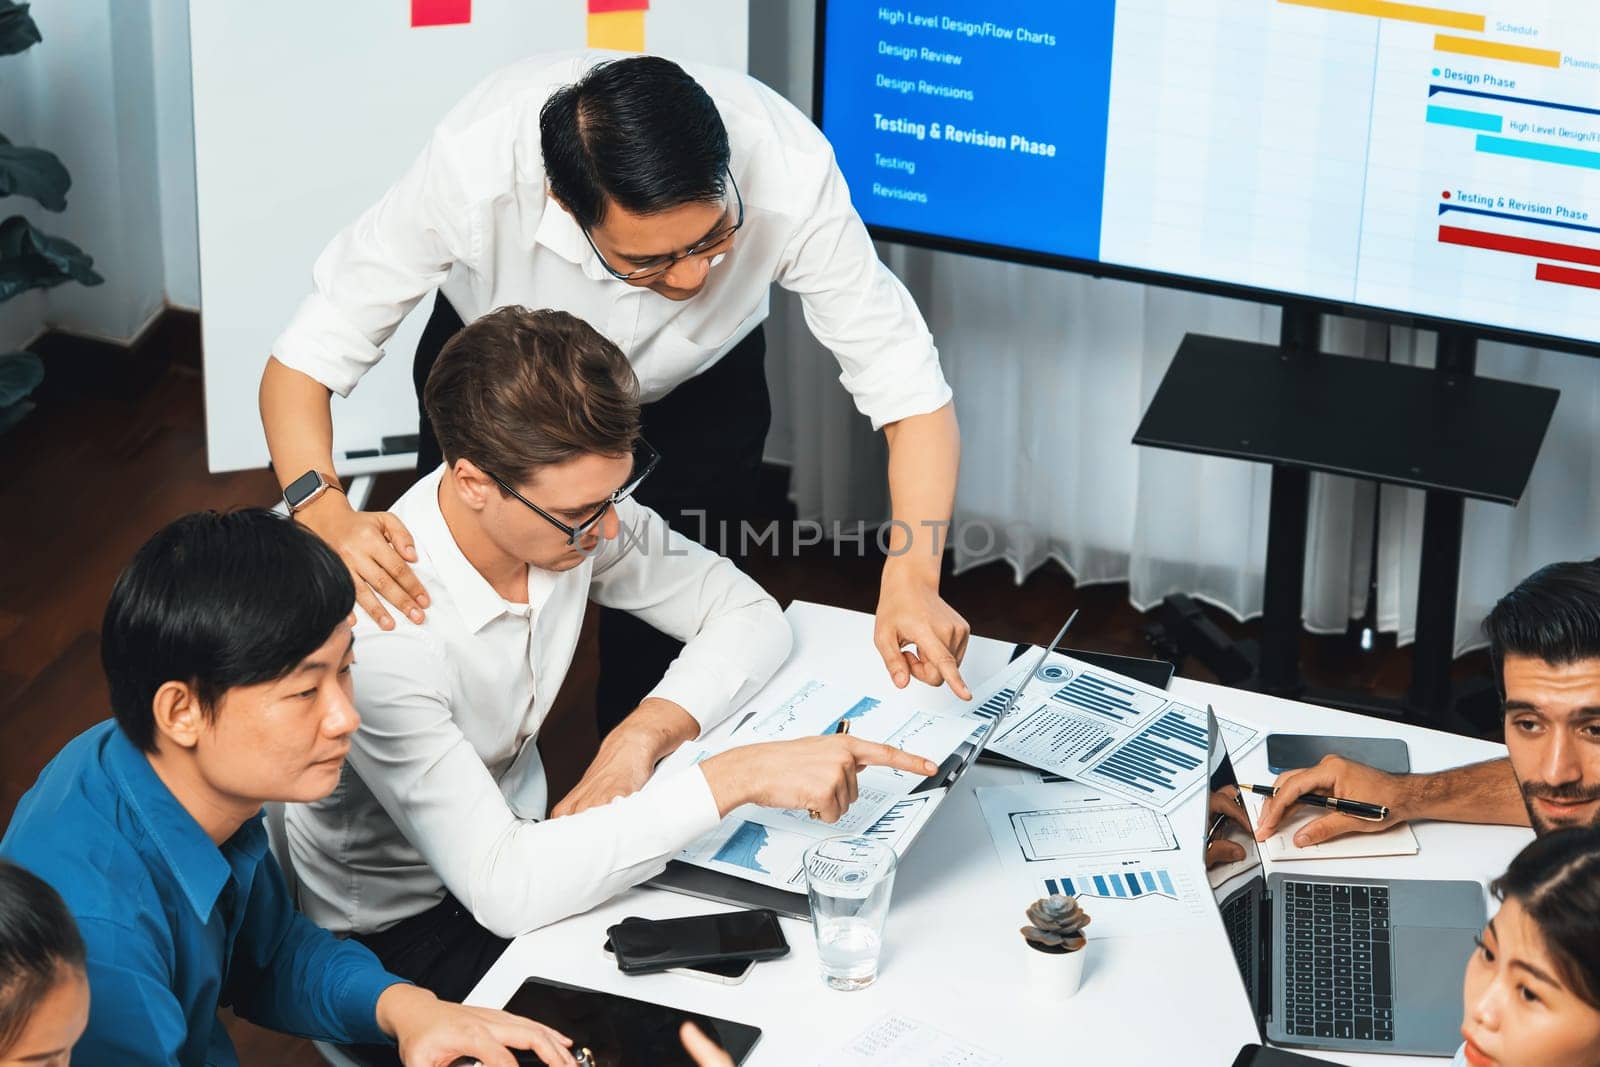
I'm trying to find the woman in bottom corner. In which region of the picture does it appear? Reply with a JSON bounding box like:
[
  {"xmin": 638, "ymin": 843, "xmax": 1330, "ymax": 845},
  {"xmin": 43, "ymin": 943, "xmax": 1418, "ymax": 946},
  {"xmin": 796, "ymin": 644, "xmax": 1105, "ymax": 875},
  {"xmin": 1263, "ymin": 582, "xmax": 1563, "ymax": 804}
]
[{"xmin": 1457, "ymin": 825, "xmax": 1600, "ymax": 1067}]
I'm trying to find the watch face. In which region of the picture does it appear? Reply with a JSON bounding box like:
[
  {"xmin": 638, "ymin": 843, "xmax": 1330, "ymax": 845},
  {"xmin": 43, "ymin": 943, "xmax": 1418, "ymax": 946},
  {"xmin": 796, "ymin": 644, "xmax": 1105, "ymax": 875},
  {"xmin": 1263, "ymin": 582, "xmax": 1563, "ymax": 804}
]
[{"xmin": 285, "ymin": 470, "xmax": 325, "ymax": 507}]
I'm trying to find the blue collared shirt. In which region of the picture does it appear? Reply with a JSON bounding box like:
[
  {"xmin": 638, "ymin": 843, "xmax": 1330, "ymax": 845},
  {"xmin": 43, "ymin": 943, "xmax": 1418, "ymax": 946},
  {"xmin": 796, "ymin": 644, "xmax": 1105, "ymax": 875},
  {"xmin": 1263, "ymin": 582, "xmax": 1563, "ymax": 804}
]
[{"xmin": 0, "ymin": 721, "xmax": 400, "ymax": 1065}]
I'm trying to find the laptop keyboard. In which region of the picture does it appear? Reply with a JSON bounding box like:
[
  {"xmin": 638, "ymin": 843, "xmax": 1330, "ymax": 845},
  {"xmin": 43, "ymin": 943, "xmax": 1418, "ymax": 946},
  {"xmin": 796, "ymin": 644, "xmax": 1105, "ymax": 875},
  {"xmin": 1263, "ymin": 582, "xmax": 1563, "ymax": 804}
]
[
  {"xmin": 1282, "ymin": 881, "xmax": 1394, "ymax": 1042},
  {"xmin": 1222, "ymin": 889, "xmax": 1258, "ymax": 1003}
]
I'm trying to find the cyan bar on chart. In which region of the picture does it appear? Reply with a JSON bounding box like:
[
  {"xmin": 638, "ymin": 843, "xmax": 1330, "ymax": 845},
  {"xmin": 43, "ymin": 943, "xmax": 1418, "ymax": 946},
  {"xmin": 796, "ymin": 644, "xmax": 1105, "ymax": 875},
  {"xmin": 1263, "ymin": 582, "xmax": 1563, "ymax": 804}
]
[
  {"xmin": 1425, "ymin": 105, "xmax": 1502, "ymax": 132},
  {"xmin": 1475, "ymin": 134, "xmax": 1600, "ymax": 171}
]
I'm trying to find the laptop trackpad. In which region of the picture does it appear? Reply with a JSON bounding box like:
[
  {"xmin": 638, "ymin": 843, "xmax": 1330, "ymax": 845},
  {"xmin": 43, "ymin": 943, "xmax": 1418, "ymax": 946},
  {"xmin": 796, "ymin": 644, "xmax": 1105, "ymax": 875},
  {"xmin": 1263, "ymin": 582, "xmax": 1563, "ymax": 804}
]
[{"xmin": 1394, "ymin": 929, "xmax": 1476, "ymax": 1054}]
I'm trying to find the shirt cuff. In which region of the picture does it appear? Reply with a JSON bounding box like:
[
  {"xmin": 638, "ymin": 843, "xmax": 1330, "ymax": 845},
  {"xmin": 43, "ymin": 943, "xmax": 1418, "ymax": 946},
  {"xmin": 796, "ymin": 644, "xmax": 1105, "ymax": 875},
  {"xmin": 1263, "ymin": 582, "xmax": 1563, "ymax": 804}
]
[
  {"xmin": 640, "ymin": 766, "xmax": 724, "ymax": 841},
  {"xmin": 336, "ymin": 965, "xmax": 409, "ymax": 1046},
  {"xmin": 272, "ymin": 293, "xmax": 385, "ymax": 398},
  {"xmin": 858, "ymin": 378, "xmax": 954, "ymax": 432}
]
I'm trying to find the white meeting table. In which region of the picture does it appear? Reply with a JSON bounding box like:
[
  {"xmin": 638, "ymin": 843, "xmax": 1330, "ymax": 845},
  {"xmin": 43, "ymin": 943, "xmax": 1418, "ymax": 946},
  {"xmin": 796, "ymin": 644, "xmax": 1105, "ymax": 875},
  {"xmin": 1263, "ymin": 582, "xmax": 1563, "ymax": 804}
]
[{"xmin": 467, "ymin": 620, "xmax": 1531, "ymax": 1066}]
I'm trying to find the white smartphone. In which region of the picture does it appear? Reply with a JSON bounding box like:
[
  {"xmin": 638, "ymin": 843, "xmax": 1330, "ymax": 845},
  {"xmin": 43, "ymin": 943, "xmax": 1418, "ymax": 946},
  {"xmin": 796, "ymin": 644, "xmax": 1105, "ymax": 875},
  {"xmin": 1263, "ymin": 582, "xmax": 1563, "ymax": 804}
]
[{"xmin": 601, "ymin": 917, "xmax": 755, "ymax": 986}]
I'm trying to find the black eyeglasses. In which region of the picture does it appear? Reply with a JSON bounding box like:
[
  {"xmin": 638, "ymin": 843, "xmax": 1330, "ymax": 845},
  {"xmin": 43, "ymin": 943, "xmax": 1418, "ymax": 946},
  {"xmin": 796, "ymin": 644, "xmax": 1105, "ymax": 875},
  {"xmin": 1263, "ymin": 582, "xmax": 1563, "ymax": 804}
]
[
  {"xmin": 582, "ymin": 170, "xmax": 744, "ymax": 283},
  {"xmin": 491, "ymin": 440, "xmax": 660, "ymax": 546}
]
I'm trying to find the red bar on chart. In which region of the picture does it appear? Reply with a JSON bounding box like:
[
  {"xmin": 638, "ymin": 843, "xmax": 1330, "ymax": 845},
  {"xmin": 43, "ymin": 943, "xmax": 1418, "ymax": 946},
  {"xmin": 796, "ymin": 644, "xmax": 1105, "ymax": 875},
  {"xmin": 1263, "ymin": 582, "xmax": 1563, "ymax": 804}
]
[
  {"xmin": 412, "ymin": 0, "xmax": 471, "ymax": 27},
  {"xmin": 1438, "ymin": 224, "xmax": 1600, "ymax": 269},
  {"xmin": 1535, "ymin": 262, "xmax": 1600, "ymax": 291},
  {"xmin": 589, "ymin": 0, "xmax": 649, "ymax": 12}
]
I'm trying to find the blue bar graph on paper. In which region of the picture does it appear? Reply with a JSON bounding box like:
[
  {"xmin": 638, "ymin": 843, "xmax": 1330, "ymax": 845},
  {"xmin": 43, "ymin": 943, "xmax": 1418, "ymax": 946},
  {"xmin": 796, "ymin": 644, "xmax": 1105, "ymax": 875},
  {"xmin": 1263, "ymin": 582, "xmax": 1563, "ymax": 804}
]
[
  {"xmin": 1052, "ymin": 672, "xmax": 1165, "ymax": 723},
  {"xmin": 864, "ymin": 800, "xmax": 914, "ymax": 841},
  {"xmin": 1086, "ymin": 709, "xmax": 1207, "ymax": 797},
  {"xmin": 1475, "ymin": 134, "xmax": 1600, "ymax": 171},
  {"xmin": 1426, "ymin": 104, "xmax": 1502, "ymax": 132},
  {"xmin": 974, "ymin": 687, "xmax": 1016, "ymax": 721},
  {"xmin": 1045, "ymin": 867, "xmax": 1182, "ymax": 902}
]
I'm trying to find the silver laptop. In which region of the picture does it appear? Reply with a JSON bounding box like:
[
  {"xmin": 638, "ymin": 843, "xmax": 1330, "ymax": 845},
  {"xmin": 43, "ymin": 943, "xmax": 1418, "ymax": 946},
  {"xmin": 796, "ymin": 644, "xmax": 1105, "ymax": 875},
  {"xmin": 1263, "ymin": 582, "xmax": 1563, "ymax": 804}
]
[{"xmin": 1202, "ymin": 706, "xmax": 1483, "ymax": 1056}]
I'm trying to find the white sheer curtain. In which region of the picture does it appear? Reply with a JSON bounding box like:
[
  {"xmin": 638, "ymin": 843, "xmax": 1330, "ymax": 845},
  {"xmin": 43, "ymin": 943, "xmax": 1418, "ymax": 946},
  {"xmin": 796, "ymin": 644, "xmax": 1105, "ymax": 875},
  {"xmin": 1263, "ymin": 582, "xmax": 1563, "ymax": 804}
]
[{"xmin": 751, "ymin": 2, "xmax": 1600, "ymax": 655}]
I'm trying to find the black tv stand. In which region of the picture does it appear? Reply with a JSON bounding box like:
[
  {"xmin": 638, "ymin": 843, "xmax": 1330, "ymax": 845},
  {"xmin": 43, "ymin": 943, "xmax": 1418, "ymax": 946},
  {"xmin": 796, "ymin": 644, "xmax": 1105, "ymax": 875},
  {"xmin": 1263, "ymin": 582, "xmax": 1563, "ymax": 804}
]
[{"xmin": 1133, "ymin": 307, "xmax": 1559, "ymax": 728}]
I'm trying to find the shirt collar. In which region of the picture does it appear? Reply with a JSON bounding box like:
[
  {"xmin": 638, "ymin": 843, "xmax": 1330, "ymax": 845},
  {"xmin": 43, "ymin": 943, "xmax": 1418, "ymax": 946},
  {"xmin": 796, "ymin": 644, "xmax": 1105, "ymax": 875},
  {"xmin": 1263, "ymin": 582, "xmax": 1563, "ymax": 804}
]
[
  {"xmin": 533, "ymin": 193, "xmax": 622, "ymax": 283},
  {"xmin": 409, "ymin": 466, "xmax": 523, "ymax": 634},
  {"xmin": 103, "ymin": 725, "xmax": 266, "ymax": 923}
]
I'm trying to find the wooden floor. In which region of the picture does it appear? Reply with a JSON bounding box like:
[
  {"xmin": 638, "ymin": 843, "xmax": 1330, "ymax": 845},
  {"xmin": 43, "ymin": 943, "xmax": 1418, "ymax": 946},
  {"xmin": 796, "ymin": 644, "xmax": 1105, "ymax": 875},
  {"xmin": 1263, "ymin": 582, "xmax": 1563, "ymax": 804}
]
[{"xmin": 0, "ymin": 339, "xmax": 1500, "ymax": 1065}]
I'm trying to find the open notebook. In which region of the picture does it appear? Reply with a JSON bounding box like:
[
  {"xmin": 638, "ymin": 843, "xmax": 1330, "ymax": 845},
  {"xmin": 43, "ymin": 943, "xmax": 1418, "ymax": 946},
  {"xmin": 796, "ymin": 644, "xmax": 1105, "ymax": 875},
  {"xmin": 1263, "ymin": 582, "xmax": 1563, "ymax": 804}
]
[{"xmin": 1241, "ymin": 791, "xmax": 1419, "ymax": 861}]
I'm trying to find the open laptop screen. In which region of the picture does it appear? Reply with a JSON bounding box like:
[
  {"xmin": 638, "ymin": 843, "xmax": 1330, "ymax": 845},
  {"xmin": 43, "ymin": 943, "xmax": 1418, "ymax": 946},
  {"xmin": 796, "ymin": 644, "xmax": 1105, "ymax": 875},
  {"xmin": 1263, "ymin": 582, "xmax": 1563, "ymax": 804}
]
[{"xmin": 1204, "ymin": 706, "xmax": 1269, "ymax": 1037}]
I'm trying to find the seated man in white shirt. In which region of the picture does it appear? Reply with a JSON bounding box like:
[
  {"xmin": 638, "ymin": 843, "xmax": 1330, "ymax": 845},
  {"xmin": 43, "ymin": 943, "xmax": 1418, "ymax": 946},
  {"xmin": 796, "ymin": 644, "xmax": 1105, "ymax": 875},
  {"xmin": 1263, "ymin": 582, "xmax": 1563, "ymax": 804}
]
[{"xmin": 286, "ymin": 305, "xmax": 938, "ymax": 1010}]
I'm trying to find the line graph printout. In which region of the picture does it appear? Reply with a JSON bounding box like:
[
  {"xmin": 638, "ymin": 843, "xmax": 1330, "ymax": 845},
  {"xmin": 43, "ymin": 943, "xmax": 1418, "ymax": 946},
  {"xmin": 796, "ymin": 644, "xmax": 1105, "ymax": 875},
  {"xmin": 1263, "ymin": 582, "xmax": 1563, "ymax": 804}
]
[
  {"xmin": 976, "ymin": 783, "xmax": 1178, "ymax": 865},
  {"xmin": 1012, "ymin": 799, "xmax": 1178, "ymax": 860},
  {"xmin": 976, "ymin": 653, "xmax": 1261, "ymax": 813},
  {"xmin": 659, "ymin": 606, "xmax": 982, "ymax": 895},
  {"xmin": 722, "ymin": 685, "xmax": 981, "ymax": 835},
  {"xmin": 679, "ymin": 793, "xmax": 941, "ymax": 893}
]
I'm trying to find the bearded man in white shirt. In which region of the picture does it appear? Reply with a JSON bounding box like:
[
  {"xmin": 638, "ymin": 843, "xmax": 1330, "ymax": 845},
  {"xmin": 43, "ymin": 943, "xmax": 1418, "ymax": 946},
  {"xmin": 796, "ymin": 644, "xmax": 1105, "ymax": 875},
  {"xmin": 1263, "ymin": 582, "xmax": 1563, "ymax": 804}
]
[
  {"xmin": 285, "ymin": 305, "xmax": 939, "ymax": 1014},
  {"xmin": 261, "ymin": 51, "xmax": 970, "ymax": 743}
]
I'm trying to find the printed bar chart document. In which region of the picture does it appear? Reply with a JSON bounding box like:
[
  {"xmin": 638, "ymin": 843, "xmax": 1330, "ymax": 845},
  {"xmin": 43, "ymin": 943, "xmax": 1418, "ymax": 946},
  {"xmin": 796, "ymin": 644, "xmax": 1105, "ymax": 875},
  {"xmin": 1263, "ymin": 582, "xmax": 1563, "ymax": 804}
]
[{"xmin": 974, "ymin": 653, "xmax": 1261, "ymax": 814}]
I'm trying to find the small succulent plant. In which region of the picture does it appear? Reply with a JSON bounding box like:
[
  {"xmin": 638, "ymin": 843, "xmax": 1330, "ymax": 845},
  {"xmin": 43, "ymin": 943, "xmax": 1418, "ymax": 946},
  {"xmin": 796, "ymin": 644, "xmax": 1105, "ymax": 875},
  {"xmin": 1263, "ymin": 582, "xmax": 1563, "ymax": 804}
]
[{"xmin": 1020, "ymin": 893, "xmax": 1090, "ymax": 954}]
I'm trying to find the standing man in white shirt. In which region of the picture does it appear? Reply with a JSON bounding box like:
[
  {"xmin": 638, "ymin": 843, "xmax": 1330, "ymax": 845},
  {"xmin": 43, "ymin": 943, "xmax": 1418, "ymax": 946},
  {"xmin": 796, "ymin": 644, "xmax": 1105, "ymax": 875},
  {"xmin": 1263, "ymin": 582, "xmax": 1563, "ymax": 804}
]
[
  {"xmin": 286, "ymin": 306, "xmax": 940, "ymax": 1009},
  {"xmin": 260, "ymin": 52, "xmax": 971, "ymax": 740}
]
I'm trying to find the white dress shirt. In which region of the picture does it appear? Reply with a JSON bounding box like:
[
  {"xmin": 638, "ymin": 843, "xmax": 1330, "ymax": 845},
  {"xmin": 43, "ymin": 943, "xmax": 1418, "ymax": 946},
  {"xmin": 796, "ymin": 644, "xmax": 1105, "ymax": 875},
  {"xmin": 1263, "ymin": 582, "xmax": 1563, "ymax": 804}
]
[
  {"xmin": 271, "ymin": 49, "xmax": 950, "ymax": 431},
  {"xmin": 285, "ymin": 467, "xmax": 792, "ymax": 938}
]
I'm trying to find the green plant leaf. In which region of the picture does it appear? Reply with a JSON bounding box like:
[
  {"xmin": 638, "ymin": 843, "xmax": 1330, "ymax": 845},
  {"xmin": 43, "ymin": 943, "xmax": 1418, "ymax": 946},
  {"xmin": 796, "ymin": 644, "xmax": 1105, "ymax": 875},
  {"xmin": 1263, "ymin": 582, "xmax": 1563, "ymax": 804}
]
[
  {"xmin": 0, "ymin": 350, "xmax": 43, "ymax": 407},
  {"xmin": 0, "ymin": 143, "xmax": 70, "ymax": 210},
  {"xmin": 0, "ymin": 214, "xmax": 102, "ymax": 302},
  {"xmin": 0, "ymin": 1, "xmax": 42, "ymax": 56}
]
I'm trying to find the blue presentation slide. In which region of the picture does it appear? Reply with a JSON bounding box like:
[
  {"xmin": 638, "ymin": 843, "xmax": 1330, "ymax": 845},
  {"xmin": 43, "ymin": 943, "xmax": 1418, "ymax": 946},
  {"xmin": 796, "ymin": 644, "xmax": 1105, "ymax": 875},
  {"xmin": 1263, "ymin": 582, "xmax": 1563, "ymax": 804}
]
[
  {"xmin": 821, "ymin": 3, "xmax": 1114, "ymax": 262},
  {"xmin": 820, "ymin": 1, "xmax": 1600, "ymax": 346}
]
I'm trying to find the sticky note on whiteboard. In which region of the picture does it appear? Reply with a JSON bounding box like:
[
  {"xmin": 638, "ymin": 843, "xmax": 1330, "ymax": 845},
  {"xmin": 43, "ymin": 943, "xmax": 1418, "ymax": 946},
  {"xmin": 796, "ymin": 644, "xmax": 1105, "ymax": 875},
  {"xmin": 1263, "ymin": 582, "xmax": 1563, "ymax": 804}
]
[
  {"xmin": 411, "ymin": 0, "xmax": 470, "ymax": 27},
  {"xmin": 587, "ymin": 9, "xmax": 646, "ymax": 51}
]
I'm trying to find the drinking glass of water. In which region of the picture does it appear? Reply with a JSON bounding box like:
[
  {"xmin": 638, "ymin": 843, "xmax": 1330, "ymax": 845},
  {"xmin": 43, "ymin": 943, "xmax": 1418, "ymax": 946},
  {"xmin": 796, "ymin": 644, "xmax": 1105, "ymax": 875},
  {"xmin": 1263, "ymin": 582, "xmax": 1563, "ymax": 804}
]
[{"xmin": 802, "ymin": 835, "xmax": 897, "ymax": 991}]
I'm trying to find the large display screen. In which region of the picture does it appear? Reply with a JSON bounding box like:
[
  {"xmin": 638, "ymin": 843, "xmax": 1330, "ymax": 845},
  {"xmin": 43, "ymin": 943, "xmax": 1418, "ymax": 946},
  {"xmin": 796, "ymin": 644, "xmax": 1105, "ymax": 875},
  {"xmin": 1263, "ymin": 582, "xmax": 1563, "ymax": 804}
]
[{"xmin": 817, "ymin": 0, "xmax": 1600, "ymax": 352}]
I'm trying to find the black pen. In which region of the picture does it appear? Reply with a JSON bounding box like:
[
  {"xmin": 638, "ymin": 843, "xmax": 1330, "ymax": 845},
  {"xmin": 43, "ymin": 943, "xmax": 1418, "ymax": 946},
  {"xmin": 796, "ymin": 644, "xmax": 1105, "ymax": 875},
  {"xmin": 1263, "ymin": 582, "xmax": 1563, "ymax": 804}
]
[{"xmin": 1238, "ymin": 783, "xmax": 1389, "ymax": 822}]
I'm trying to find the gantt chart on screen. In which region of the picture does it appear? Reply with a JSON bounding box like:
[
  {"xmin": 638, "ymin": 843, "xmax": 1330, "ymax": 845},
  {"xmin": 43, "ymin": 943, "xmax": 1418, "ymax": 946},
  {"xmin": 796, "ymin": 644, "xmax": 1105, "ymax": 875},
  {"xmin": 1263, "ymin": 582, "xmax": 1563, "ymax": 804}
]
[{"xmin": 821, "ymin": 0, "xmax": 1600, "ymax": 345}]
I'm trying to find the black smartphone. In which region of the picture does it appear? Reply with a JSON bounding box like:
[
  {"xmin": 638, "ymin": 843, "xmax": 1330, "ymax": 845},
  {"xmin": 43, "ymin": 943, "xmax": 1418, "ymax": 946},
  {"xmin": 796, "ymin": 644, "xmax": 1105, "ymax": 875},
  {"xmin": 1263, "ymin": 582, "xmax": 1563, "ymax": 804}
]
[
  {"xmin": 606, "ymin": 909, "xmax": 789, "ymax": 976},
  {"xmin": 603, "ymin": 917, "xmax": 754, "ymax": 984},
  {"xmin": 1265, "ymin": 734, "xmax": 1411, "ymax": 775}
]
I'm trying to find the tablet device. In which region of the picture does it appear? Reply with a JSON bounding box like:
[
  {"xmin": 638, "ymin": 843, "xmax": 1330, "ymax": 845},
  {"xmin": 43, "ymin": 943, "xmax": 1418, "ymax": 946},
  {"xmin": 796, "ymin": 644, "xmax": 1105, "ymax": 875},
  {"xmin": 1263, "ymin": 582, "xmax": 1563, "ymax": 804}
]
[{"xmin": 503, "ymin": 976, "xmax": 762, "ymax": 1066}]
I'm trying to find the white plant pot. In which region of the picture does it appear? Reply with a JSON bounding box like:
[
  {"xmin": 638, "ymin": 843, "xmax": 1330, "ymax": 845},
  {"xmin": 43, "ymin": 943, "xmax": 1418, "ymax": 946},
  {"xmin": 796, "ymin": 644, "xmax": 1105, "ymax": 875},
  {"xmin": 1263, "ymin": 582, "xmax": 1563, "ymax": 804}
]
[{"xmin": 1022, "ymin": 940, "xmax": 1087, "ymax": 1002}]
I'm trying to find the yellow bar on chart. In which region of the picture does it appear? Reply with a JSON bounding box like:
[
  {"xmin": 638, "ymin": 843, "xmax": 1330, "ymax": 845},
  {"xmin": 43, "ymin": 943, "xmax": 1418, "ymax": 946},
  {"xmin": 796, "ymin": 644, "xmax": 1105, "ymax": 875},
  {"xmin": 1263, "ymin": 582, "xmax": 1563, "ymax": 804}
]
[
  {"xmin": 1434, "ymin": 32, "xmax": 1561, "ymax": 68},
  {"xmin": 587, "ymin": 10, "xmax": 645, "ymax": 52},
  {"xmin": 1277, "ymin": 0, "xmax": 1484, "ymax": 32}
]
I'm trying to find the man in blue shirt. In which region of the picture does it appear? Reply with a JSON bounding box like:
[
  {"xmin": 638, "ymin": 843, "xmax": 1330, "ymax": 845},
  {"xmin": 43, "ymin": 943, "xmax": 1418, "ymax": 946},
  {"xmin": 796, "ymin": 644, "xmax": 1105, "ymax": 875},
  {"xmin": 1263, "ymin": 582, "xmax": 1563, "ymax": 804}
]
[{"xmin": 0, "ymin": 509, "xmax": 575, "ymax": 1067}]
